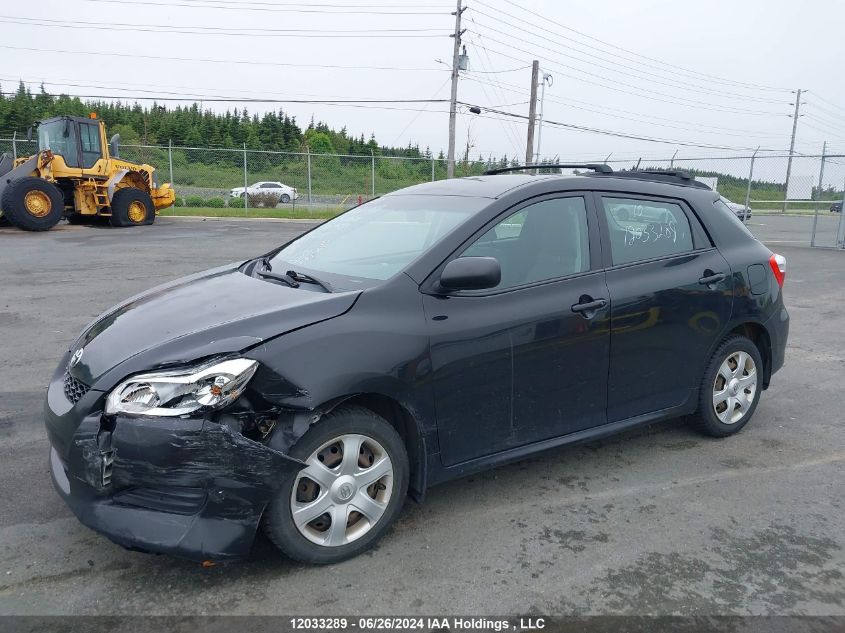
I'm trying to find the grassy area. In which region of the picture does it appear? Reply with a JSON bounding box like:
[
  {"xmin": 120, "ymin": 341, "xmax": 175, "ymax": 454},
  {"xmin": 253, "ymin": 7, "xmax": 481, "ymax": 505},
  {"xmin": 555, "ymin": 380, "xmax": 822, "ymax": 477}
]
[{"xmin": 159, "ymin": 206, "xmax": 341, "ymax": 219}]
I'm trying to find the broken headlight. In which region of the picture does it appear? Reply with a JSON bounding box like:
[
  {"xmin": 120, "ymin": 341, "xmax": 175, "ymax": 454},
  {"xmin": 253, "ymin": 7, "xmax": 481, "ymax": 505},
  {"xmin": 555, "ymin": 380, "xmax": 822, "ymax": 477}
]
[{"xmin": 105, "ymin": 358, "xmax": 258, "ymax": 417}]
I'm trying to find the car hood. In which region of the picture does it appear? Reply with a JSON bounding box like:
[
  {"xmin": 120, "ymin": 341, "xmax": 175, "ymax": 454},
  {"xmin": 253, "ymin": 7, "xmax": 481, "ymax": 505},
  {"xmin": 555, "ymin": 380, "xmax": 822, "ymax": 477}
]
[{"xmin": 68, "ymin": 265, "xmax": 360, "ymax": 390}]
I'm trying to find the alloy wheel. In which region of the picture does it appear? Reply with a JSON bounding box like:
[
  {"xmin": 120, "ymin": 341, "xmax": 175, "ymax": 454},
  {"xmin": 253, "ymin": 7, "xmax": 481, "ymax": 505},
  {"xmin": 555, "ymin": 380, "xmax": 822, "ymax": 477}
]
[{"xmin": 290, "ymin": 434, "xmax": 393, "ymax": 547}]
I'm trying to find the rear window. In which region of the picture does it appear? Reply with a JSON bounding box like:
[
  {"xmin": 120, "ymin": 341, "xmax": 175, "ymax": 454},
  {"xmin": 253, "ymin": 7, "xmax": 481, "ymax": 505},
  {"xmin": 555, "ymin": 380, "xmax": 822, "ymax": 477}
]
[{"xmin": 713, "ymin": 199, "xmax": 755, "ymax": 239}]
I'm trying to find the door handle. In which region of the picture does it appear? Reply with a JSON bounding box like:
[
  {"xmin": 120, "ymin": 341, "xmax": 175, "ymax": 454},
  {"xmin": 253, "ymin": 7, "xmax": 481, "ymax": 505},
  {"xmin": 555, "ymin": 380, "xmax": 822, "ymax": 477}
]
[
  {"xmin": 699, "ymin": 272, "xmax": 726, "ymax": 285},
  {"xmin": 571, "ymin": 298, "xmax": 607, "ymax": 315}
]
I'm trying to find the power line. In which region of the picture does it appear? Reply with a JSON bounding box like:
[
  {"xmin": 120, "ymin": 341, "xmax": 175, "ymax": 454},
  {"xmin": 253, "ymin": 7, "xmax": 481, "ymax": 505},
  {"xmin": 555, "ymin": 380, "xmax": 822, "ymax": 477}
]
[
  {"xmin": 463, "ymin": 32, "xmax": 524, "ymax": 158},
  {"xmin": 462, "ymin": 74, "xmax": 789, "ymax": 140},
  {"xmin": 83, "ymin": 0, "xmax": 450, "ymax": 12},
  {"xmin": 0, "ymin": 16, "xmax": 449, "ymax": 37},
  {"xmin": 809, "ymin": 92, "xmax": 845, "ymax": 115},
  {"xmin": 460, "ymin": 102, "xmax": 784, "ymax": 151},
  {"xmin": 469, "ymin": 11, "xmax": 790, "ymax": 104},
  {"xmin": 465, "ymin": 30, "xmax": 788, "ymax": 116},
  {"xmin": 480, "ymin": 0, "xmax": 791, "ymax": 93},
  {"xmin": 0, "ymin": 45, "xmax": 446, "ymax": 73}
]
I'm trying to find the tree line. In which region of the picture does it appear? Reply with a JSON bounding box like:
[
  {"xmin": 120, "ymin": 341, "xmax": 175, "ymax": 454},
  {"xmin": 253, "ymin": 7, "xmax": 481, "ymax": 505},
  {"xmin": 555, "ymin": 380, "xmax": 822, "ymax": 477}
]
[{"xmin": 0, "ymin": 81, "xmax": 448, "ymax": 159}]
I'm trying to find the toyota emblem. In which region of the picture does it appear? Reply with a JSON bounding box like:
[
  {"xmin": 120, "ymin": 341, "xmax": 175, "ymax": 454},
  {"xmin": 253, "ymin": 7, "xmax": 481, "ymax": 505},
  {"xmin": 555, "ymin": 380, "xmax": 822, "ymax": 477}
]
[{"xmin": 69, "ymin": 348, "xmax": 84, "ymax": 368}]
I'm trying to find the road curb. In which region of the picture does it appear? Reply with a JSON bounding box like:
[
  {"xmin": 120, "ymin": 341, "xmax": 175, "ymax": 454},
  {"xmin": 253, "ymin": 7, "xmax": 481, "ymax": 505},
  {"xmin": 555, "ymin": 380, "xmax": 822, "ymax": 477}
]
[{"xmin": 161, "ymin": 215, "xmax": 325, "ymax": 223}]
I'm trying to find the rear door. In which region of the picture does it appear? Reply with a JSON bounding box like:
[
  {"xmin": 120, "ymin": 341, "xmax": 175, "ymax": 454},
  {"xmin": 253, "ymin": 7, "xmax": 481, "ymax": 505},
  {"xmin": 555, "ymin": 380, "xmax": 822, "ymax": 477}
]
[{"xmin": 595, "ymin": 193, "xmax": 733, "ymax": 422}]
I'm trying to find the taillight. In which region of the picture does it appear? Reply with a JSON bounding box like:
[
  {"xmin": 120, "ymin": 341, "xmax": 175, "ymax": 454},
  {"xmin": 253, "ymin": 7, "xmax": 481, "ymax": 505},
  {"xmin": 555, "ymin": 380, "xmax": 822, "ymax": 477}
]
[{"xmin": 769, "ymin": 253, "xmax": 786, "ymax": 288}]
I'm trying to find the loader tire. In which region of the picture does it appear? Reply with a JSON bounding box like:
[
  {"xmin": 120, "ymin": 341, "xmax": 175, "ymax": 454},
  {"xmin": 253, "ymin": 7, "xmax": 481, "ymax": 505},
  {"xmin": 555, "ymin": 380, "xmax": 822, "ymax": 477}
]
[
  {"xmin": 1, "ymin": 177, "xmax": 64, "ymax": 231},
  {"xmin": 110, "ymin": 188, "xmax": 155, "ymax": 227}
]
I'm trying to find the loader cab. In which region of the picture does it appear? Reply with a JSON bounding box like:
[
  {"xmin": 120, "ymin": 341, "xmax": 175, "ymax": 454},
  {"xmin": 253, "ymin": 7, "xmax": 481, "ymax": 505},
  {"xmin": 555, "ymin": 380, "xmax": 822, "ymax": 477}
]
[{"xmin": 36, "ymin": 116, "xmax": 107, "ymax": 171}]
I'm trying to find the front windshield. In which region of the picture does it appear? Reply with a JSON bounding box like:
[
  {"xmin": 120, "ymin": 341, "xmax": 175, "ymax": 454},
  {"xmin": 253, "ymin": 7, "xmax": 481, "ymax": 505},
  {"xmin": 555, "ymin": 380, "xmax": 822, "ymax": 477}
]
[
  {"xmin": 38, "ymin": 120, "xmax": 78, "ymax": 167},
  {"xmin": 270, "ymin": 194, "xmax": 486, "ymax": 284}
]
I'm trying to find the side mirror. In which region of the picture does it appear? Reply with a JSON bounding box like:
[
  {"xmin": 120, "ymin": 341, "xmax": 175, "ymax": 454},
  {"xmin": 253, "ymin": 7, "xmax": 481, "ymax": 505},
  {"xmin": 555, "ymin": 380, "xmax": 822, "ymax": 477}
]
[
  {"xmin": 26, "ymin": 126, "xmax": 33, "ymax": 142},
  {"xmin": 439, "ymin": 256, "xmax": 501, "ymax": 291},
  {"xmin": 110, "ymin": 133, "xmax": 120, "ymax": 158}
]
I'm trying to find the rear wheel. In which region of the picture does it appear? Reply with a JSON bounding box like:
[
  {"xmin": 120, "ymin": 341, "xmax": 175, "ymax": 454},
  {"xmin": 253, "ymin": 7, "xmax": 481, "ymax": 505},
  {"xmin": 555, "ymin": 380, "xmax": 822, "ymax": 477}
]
[
  {"xmin": 110, "ymin": 188, "xmax": 155, "ymax": 227},
  {"xmin": 1, "ymin": 177, "xmax": 64, "ymax": 231},
  {"xmin": 262, "ymin": 406, "xmax": 409, "ymax": 564},
  {"xmin": 692, "ymin": 335, "xmax": 763, "ymax": 437},
  {"xmin": 280, "ymin": 193, "xmax": 291, "ymax": 204}
]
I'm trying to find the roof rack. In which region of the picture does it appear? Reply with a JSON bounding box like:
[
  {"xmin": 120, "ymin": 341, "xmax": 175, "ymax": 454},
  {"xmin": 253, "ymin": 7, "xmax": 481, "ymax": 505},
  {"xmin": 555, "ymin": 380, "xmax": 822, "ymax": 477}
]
[
  {"xmin": 484, "ymin": 163, "xmax": 613, "ymax": 175},
  {"xmin": 589, "ymin": 168, "xmax": 712, "ymax": 190}
]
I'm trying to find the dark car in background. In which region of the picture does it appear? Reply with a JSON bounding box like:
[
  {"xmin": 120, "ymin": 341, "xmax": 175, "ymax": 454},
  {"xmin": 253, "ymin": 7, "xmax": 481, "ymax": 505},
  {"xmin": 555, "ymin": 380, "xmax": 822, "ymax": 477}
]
[
  {"xmin": 45, "ymin": 167, "xmax": 789, "ymax": 565},
  {"xmin": 831, "ymin": 201, "xmax": 842, "ymax": 213}
]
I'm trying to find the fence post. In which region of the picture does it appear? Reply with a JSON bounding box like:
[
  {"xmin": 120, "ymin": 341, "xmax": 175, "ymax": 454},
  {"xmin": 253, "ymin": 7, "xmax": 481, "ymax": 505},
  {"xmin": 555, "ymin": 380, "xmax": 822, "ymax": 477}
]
[
  {"xmin": 431, "ymin": 157, "xmax": 435, "ymax": 182},
  {"xmin": 11, "ymin": 131, "xmax": 16, "ymax": 160},
  {"xmin": 810, "ymin": 143, "xmax": 826, "ymax": 247},
  {"xmin": 168, "ymin": 139, "xmax": 174, "ymax": 186},
  {"xmin": 837, "ymin": 177, "xmax": 845, "ymax": 248},
  {"xmin": 371, "ymin": 150, "xmax": 376, "ymax": 199},
  {"xmin": 670, "ymin": 149, "xmax": 678, "ymax": 168},
  {"xmin": 744, "ymin": 147, "xmax": 758, "ymax": 223},
  {"xmin": 305, "ymin": 145, "xmax": 311, "ymax": 207},
  {"xmin": 243, "ymin": 143, "xmax": 248, "ymax": 213}
]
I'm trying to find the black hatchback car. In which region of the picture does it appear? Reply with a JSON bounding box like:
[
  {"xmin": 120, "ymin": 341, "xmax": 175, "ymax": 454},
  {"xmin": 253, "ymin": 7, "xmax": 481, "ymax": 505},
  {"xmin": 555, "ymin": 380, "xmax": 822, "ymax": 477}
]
[{"xmin": 45, "ymin": 167, "xmax": 789, "ymax": 565}]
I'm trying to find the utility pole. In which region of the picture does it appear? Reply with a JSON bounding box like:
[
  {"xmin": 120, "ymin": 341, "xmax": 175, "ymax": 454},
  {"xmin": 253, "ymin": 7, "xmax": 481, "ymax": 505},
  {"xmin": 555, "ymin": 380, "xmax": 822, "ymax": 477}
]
[
  {"xmin": 525, "ymin": 60, "xmax": 539, "ymax": 166},
  {"xmin": 534, "ymin": 72, "xmax": 553, "ymax": 165},
  {"xmin": 446, "ymin": 0, "xmax": 465, "ymax": 179},
  {"xmin": 782, "ymin": 88, "xmax": 803, "ymax": 213}
]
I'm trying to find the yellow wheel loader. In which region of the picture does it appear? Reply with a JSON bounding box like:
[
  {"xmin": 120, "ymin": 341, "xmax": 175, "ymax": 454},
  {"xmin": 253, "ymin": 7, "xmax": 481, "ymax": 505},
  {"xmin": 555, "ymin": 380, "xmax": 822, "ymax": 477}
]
[{"xmin": 0, "ymin": 115, "xmax": 175, "ymax": 231}]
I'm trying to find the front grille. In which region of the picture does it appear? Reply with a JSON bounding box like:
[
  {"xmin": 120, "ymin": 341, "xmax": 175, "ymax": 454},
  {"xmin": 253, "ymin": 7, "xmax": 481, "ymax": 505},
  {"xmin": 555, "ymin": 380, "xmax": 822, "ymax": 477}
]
[{"xmin": 63, "ymin": 371, "xmax": 90, "ymax": 404}]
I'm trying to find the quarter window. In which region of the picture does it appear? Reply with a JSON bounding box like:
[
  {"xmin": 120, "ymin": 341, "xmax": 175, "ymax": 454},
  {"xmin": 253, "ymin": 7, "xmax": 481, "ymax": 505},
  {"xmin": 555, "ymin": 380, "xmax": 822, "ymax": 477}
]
[
  {"xmin": 601, "ymin": 197, "xmax": 694, "ymax": 265},
  {"xmin": 461, "ymin": 197, "xmax": 590, "ymax": 290}
]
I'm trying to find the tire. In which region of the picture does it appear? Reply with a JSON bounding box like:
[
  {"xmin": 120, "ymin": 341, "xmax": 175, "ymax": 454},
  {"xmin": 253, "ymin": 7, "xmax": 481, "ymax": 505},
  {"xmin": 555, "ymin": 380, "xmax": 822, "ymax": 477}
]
[
  {"xmin": 110, "ymin": 188, "xmax": 155, "ymax": 227},
  {"xmin": 0, "ymin": 177, "xmax": 64, "ymax": 231},
  {"xmin": 280, "ymin": 193, "xmax": 291, "ymax": 204},
  {"xmin": 262, "ymin": 405, "xmax": 409, "ymax": 564},
  {"xmin": 691, "ymin": 335, "xmax": 764, "ymax": 437}
]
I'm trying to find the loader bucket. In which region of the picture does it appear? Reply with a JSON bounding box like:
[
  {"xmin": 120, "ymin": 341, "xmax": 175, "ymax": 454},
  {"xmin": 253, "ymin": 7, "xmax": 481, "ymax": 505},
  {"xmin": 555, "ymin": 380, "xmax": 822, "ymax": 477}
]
[
  {"xmin": 0, "ymin": 154, "xmax": 39, "ymax": 204},
  {"xmin": 0, "ymin": 153, "xmax": 12, "ymax": 178}
]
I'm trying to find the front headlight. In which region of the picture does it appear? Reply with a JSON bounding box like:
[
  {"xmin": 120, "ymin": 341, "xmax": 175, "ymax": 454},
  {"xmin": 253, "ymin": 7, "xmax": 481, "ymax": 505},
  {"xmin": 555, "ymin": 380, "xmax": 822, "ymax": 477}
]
[{"xmin": 105, "ymin": 358, "xmax": 258, "ymax": 417}]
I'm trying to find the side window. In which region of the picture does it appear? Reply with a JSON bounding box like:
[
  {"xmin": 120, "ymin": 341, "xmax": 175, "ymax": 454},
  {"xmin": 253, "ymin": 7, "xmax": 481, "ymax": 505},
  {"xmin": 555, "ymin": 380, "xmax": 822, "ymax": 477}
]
[
  {"xmin": 601, "ymin": 197, "xmax": 694, "ymax": 266},
  {"xmin": 461, "ymin": 197, "xmax": 590, "ymax": 290},
  {"xmin": 79, "ymin": 123, "xmax": 102, "ymax": 169}
]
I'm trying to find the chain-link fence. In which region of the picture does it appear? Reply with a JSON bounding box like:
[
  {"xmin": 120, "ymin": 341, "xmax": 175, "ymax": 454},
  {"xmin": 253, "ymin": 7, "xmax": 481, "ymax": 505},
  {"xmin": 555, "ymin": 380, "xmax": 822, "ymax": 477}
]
[{"xmin": 2, "ymin": 137, "xmax": 844, "ymax": 247}]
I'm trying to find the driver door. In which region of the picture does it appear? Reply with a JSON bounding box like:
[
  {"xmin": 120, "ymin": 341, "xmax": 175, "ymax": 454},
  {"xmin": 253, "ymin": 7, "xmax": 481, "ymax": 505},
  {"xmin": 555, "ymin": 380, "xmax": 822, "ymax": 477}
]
[{"xmin": 425, "ymin": 194, "xmax": 610, "ymax": 466}]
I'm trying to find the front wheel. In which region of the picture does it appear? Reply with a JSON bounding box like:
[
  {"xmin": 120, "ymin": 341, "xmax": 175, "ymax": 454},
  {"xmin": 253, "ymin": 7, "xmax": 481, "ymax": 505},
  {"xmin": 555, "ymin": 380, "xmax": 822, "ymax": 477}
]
[
  {"xmin": 262, "ymin": 406, "xmax": 409, "ymax": 564},
  {"xmin": 0, "ymin": 177, "xmax": 64, "ymax": 231},
  {"xmin": 280, "ymin": 193, "xmax": 291, "ymax": 204},
  {"xmin": 692, "ymin": 335, "xmax": 763, "ymax": 437}
]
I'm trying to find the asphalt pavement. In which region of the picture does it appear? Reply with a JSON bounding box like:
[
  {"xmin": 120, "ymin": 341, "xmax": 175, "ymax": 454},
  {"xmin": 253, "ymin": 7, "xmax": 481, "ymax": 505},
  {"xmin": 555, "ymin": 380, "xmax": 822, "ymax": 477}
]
[{"xmin": 0, "ymin": 215, "xmax": 843, "ymax": 615}]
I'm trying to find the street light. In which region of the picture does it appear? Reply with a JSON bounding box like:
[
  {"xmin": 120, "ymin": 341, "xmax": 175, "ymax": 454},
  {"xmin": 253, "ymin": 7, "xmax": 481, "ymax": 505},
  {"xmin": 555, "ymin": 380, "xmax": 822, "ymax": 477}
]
[{"xmin": 534, "ymin": 72, "xmax": 553, "ymax": 165}]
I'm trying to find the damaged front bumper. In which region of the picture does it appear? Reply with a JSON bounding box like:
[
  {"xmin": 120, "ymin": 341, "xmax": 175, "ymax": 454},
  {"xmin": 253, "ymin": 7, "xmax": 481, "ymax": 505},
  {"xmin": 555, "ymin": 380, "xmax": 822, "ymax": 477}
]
[{"xmin": 45, "ymin": 366, "xmax": 304, "ymax": 564}]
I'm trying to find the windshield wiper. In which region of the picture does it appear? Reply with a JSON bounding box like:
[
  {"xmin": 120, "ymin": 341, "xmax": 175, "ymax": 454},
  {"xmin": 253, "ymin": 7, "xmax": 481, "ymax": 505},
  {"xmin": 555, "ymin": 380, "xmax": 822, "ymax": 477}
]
[
  {"xmin": 286, "ymin": 269, "xmax": 333, "ymax": 293},
  {"xmin": 255, "ymin": 257, "xmax": 299, "ymax": 288}
]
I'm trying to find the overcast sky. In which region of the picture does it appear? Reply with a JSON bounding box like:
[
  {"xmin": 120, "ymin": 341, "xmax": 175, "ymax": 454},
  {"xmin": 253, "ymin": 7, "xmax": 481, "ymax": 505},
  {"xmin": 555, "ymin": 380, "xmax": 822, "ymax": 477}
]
[{"xmin": 2, "ymin": 0, "xmax": 844, "ymax": 184}]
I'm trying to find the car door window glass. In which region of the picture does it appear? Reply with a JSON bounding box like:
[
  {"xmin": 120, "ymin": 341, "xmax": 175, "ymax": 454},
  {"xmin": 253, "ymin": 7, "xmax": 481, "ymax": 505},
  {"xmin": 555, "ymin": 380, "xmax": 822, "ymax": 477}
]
[
  {"xmin": 602, "ymin": 197, "xmax": 693, "ymax": 265},
  {"xmin": 461, "ymin": 197, "xmax": 589, "ymax": 290}
]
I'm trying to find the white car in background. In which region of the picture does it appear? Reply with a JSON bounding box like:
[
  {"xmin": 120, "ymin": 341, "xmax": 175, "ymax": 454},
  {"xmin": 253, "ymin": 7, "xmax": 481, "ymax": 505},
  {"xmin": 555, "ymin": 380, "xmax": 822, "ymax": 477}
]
[
  {"xmin": 230, "ymin": 181, "xmax": 299, "ymax": 203},
  {"xmin": 719, "ymin": 195, "xmax": 751, "ymax": 221}
]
